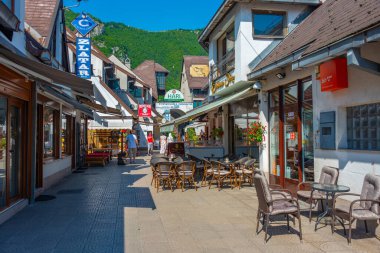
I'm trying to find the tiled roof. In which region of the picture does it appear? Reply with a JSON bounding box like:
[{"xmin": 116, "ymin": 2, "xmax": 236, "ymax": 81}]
[
  {"xmin": 25, "ymin": 0, "xmax": 59, "ymax": 47},
  {"xmin": 183, "ymin": 56, "xmax": 209, "ymax": 89},
  {"xmin": 254, "ymin": 0, "xmax": 380, "ymax": 72},
  {"xmin": 134, "ymin": 60, "xmax": 168, "ymax": 99}
]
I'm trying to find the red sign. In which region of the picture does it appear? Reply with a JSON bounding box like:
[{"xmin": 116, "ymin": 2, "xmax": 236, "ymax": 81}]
[
  {"xmin": 320, "ymin": 58, "xmax": 348, "ymax": 92},
  {"xmin": 138, "ymin": 104, "xmax": 152, "ymax": 117}
]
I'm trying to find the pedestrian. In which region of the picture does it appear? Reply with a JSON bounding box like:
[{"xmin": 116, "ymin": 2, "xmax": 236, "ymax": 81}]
[
  {"xmin": 159, "ymin": 133, "xmax": 167, "ymax": 155},
  {"xmin": 147, "ymin": 132, "xmax": 154, "ymax": 156},
  {"xmin": 126, "ymin": 130, "xmax": 138, "ymax": 164}
]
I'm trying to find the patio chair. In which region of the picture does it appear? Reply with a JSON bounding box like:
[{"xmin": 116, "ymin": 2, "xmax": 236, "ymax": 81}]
[
  {"xmin": 253, "ymin": 169, "xmax": 283, "ymax": 190},
  {"xmin": 254, "ymin": 174, "xmax": 303, "ymax": 242},
  {"xmin": 209, "ymin": 161, "xmax": 232, "ymax": 191},
  {"xmin": 201, "ymin": 159, "xmax": 214, "ymax": 186},
  {"xmin": 155, "ymin": 162, "xmax": 175, "ymax": 193},
  {"xmin": 297, "ymin": 166, "xmax": 339, "ymax": 222},
  {"xmin": 177, "ymin": 161, "xmax": 197, "ymax": 192},
  {"xmin": 150, "ymin": 158, "xmax": 168, "ymax": 187},
  {"xmin": 187, "ymin": 154, "xmax": 204, "ymax": 178},
  {"xmin": 235, "ymin": 159, "xmax": 256, "ymax": 189},
  {"xmin": 332, "ymin": 174, "xmax": 380, "ymax": 244}
]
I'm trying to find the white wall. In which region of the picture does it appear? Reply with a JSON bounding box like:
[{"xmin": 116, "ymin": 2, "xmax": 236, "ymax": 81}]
[{"xmin": 180, "ymin": 64, "xmax": 192, "ymax": 103}]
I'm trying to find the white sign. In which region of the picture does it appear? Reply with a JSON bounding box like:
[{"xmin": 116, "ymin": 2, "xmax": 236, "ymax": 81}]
[{"xmin": 164, "ymin": 89, "xmax": 184, "ymax": 102}]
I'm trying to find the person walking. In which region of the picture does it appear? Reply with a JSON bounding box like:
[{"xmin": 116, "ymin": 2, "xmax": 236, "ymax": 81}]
[
  {"xmin": 147, "ymin": 132, "xmax": 154, "ymax": 156},
  {"xmin": 159, "ymin": 133, "xmax": 167, "ymax": 155},
  {"xmin": 126, "ymin": 130, "xmax": 138, "ymax": 164}
]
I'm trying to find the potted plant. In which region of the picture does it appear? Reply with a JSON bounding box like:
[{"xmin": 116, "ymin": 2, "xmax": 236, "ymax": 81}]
[
  {"xmin": 211, "ymin": 127, "xmax": 224, "ymax": 140},
  {"xmin": 247, "ymin": 121, "xmax": 266, "ymax": 145}
]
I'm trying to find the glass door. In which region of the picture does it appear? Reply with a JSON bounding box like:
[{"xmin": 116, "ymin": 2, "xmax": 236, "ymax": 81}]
[
  {"xmin": 8, "ymin": 99, "xmax": 23, "ymax": 201},
  {"xmin": 302, "ymin": 80, "xmax": 314, "ymax": 182}
]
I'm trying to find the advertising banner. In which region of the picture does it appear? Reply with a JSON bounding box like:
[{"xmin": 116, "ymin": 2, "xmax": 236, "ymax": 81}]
[
  {"xmin": 138, "ymin": 104, "xmax": 152, "ymax": 117},
  {"xmin": 76, "ymin": 38, "xmax": 91, "ymax": 79}
]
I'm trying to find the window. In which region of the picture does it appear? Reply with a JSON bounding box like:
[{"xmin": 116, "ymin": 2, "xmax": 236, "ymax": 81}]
[
  {"xmin": 193, "ymin": 101, "xmax": 202, "ymax": 108},
  {"xmin": 347, "ymin": 103, "xmax": 380, "ymax": 151},
  {"xmin": 43, "ymin": 107, "xmax": 59, "ymax": 159},
  {"xmin": 253, "ymin": 10, "xmax": 286, "ymax": 37},
  {"xmin": 2, "ymin": 0, "xmax": 13, "ymax": 11},
  {"xmin": 61, "ymin": 114, "xmax": 72, "ymax": 156},
  {"xmin": 156, "ymin": 72, "xmax": 166, "ymax": 91}
]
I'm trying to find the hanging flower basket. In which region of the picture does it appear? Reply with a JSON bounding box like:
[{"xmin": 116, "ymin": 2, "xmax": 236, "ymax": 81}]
[
  {"xmin": 247, "ymin": 121, "xmax": 266, "ymax": 145},
  {"xmin": 211, "ymin": 127, "xmax": 224, "ymax": 140}
]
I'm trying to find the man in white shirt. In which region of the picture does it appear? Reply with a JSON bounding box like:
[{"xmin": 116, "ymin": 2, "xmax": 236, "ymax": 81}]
[{"xmin": 126, "ymin": 130, "xmax": 138, "ymax": 164}]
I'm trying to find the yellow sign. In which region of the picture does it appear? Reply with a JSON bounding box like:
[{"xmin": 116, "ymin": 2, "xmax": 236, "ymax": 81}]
[
  {"xmin": 190, "ymin": 65, "xmax": 210, "ymax": 77},
  {"xmin": 211, "ymin": 73, "xmax": 235, "ymax": 94}
]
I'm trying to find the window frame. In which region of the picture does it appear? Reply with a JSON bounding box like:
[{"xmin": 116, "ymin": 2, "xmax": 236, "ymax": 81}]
[{"xmin": 252, "ymin": 9, "xmax": 287, "ymax": 39}]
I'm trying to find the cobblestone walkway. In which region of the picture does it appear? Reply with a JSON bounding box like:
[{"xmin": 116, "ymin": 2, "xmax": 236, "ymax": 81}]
[{"xmin": 0, "ymin": 156, "xmax": 379, "ymax": 253}]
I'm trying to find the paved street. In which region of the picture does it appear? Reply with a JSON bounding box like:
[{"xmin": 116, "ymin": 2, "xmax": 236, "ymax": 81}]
[{"xmin": 0, "ymin": 156, "xmax": 379, "ymax": 253}]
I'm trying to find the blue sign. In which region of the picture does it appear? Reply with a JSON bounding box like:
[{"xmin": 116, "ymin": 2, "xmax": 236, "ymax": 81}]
[
  {"xmin": 76, "ymin": 38, "xmax": 91, "ymax": 79},
  {"xmin": 71, "ymin": 13, "xmax": 98, "ymax": 36}
]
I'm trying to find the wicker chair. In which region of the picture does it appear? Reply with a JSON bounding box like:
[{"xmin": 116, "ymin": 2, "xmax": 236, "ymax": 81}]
[
  {"xmin": 177, "ymin": 161, "xmax": 197, "ymax": 192},
  {"xmin": 297, "ymin": 166, "xmax": 339, "ymax": 222},
  {"xmin": 254, "ymin": 174, "xmax": 302, "ymax": 242},
  {"xmin": 253, "ymin": 169, "xmax": 283, "ymax": 190},
  {"xmin": 155, "ymin": 162, "xmax": 175, "ymax": 193},
  {"xmin": 201, "ymin": 159, "xmax": 214, "ymax": 187},
  {"xmin": 235, "ymin": 159, "xmax": 256, "ymax": 189},
  {"xmin": 209, "ymin": 161, "xmax": 232, "ymax": 191},
  {"xmin": 150, "ymin": 158, "xmax": 168, "ymax": 187},
  {"xmin": 332, "ymin": 174, "xmax": 380, "ymax": 244}
]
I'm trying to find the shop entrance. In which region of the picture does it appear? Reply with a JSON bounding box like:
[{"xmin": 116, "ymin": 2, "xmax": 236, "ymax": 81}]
[
  {"xmin": 268, "ymin": 79, "xmax": 314, "ymax": 192},
  {"xmin": 0, "ymin": 97, "xmax": 26, "ymax": 208}
]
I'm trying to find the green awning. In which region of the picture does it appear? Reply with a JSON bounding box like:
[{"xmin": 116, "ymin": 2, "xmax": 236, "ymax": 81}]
[{"xmin": 162, "ymin": 87, "xmax": 254, "ymax": 126}]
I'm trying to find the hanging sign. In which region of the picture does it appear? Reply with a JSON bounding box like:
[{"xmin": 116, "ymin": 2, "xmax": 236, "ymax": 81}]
[
  {"xmin": 71, "ymin": 13, "xmax": 98, "ymax": 36},
  {"xmin": 164, "ymin": 89, "xmax": 185, "ymax": 102},
  {"xmin": 138, "ymin": 104, "xmax": 152, "ymax": 117},
  {"xmin": 320, "ymin": 58, "xmax": 348, "ymax": 92},
  {"xmin": 76, "ymin": 38, "xmax": 91, "ymax": 79}
]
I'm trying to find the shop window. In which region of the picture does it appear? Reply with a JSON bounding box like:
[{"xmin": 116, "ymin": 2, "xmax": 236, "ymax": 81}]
[
  {"xmin": 0, "ymin": 96, "xmax": 7, "ymax": 208},
  {"xmin": 253, "ymin": 10, "xmax": 286, "ymax": 38},
  {"xmin": 43, "ymin": 107, "xmax": 59, "ymax": 159},
  {"xmin": 61, "ymin": 114, "xmax": 73, "ymax": 156},
  {"xmin": 269, "ymin": 90, "xmax": 280, "ymax": 177},
  {"xmin": 347, "ymin": 103, "xmax": 380, "ymax": 151}
]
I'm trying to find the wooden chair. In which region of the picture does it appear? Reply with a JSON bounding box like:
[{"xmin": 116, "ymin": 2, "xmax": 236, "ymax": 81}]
[
  {"xmin": 209, "ymin": 161, "xmax": 232, "ymax": 191},
  {"xmin": 332, "ymin": 174, "xmax": 380, "ymax": 244},
  {"xmin": 254, "ymin": 174, "xmax": 302, "ymax": 243},
  {"xmin": 150, "ymin": 158, "xmax": 168, "ymax": 187},
  {"xmin": 297, "ymin": 166, "xmax": 339, "ymax": 222},
  {"xmin": 177, "ymin": 161, "xmax": 197, "ymax": 192},
  {"xmin": 236, "ymin": 159, "xmax": 256, "ymax": 189},
  {"xmin": 155, "ymin": 162, "xmax": 175, "ymax": 193}
]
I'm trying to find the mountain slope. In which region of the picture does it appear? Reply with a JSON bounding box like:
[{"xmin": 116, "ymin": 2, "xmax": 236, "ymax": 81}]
[{"xmin": 65, "ymin": 10, "xmax": 207, "ymax": 92}]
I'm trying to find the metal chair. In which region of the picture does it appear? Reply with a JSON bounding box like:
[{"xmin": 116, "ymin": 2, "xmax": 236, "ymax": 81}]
[
  {"xmin": 332, "ymin": 174, "xmax": 380, "ymax": 244},
  {"xmin": 297, "ymin": 166, "xmax": 339, "ymax": 222},
  {"xmin": 254, "ymin": 174, "xmax": 303, "ymax": 243},
  {"xmin": 177, "ymin": 161, "xmax": 197, "ymax": 192}
]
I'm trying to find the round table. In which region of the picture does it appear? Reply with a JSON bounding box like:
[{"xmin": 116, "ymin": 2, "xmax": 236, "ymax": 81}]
[{"xmin": 312, "ymin": 183, "xmax": 350, "ymax": 231}]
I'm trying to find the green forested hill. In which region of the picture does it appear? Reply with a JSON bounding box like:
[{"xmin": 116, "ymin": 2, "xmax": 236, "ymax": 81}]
[{"xmin": 65, "ymin": 10, "xmax": 207, "ymax": 91}]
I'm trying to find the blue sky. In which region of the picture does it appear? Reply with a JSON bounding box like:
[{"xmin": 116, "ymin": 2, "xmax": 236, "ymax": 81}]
[{"xmin": 64, "ymin": 0, "xmax": 224, "ymax": 31}]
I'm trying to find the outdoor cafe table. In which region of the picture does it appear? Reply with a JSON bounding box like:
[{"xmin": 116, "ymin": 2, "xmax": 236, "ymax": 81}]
[{"xmin": 312, "ymin": 183, "xmax": 350, "ymax": 231}]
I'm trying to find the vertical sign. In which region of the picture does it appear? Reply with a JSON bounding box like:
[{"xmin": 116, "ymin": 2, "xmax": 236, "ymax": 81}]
[
  {"xmin": 76, "ymin": 38, "xmax": 91, "ymax": 79},
  {"xmin": 138, "ymin": 105, "xmax": 152, "ymax": 117}
]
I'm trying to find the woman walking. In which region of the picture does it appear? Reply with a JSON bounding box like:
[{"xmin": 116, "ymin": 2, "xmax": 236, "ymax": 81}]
[{"xmin": 159, "ymin": 133, "xmax": 167, "ymax": 155}]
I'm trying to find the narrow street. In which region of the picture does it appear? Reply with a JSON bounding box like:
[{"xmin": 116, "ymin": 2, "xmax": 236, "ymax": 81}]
[{"xmin": 0, "ymin": 156, "xmax": 379, "ymax": 253}]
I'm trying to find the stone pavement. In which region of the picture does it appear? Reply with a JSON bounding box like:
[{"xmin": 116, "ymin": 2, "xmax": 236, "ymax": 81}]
[{"xmin": 0, "ymin": 156, "xmax": 379, "ymax": 253}]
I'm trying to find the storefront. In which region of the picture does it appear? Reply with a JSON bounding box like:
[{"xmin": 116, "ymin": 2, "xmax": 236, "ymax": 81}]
[
  {"xmin": 266, "ymin": 79, "xmax": 314, "ymax": 191},
  {"xmin": 0, "ymin": 64, "xmax": 33, "ymax": 211},
  {"xmin": 228, "ymin": 95, "xmax": 260, "ymax": 159}
]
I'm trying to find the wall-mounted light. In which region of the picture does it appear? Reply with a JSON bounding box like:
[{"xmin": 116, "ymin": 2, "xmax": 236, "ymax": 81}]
[
  {"xmin": 252, "ymin": 81, "xmax": 262, "ymax": 90},
  {"xmin": 275, "ymin": 72, "xmax": 286, "ymax": 79}
]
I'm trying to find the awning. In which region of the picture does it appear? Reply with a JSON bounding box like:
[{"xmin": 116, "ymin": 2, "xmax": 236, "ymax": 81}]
[
  {"xmin": 215, "ymin": 80, "xmax": 256, "ymax": 97},
  {"xmin": 0, "ymin": 48, "xmax": 94, "ymax": 96},
  {"xmin": 162, "ymin": 87, "xmax": 254, "ymax": 126},
  {"xmin": 42, "ymin": 85, "xmax": 93, "ymax": 118},
  {"xmin": 78, "ymin": 97, "xmax": 122, "ymax": 116},
  {"xmin": 160, "ymin": 124, "xmax": 174, "ymax": 133}
]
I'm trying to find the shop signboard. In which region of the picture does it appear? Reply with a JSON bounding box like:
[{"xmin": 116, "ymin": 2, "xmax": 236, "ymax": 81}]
[
  {"xmin": 320, "ymin": 58, "xmax": 348, "ymax": 92},
  {"xmin": 71, "ymin": 13, "xmax": 98, "ymax": 36},
  {"xmin": 164, "ymin": 89, "xmax": 185, "ymax": 102},
  {"xmin": 138, "ymin": 104, "xmax": 152, "ymax": 117},
  {"xmin": 155, "ymin": 102, "xmax": 193, "ymax": 122},
  {"xmin": 76, "ymin": 38, "xmax": 91, "ymax": 79}
]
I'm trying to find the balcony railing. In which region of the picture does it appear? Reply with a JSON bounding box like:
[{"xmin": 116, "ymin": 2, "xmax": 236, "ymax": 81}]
[{"xmin": 211, "ymin": 49, "xmax": 235, "ymax": 82}]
